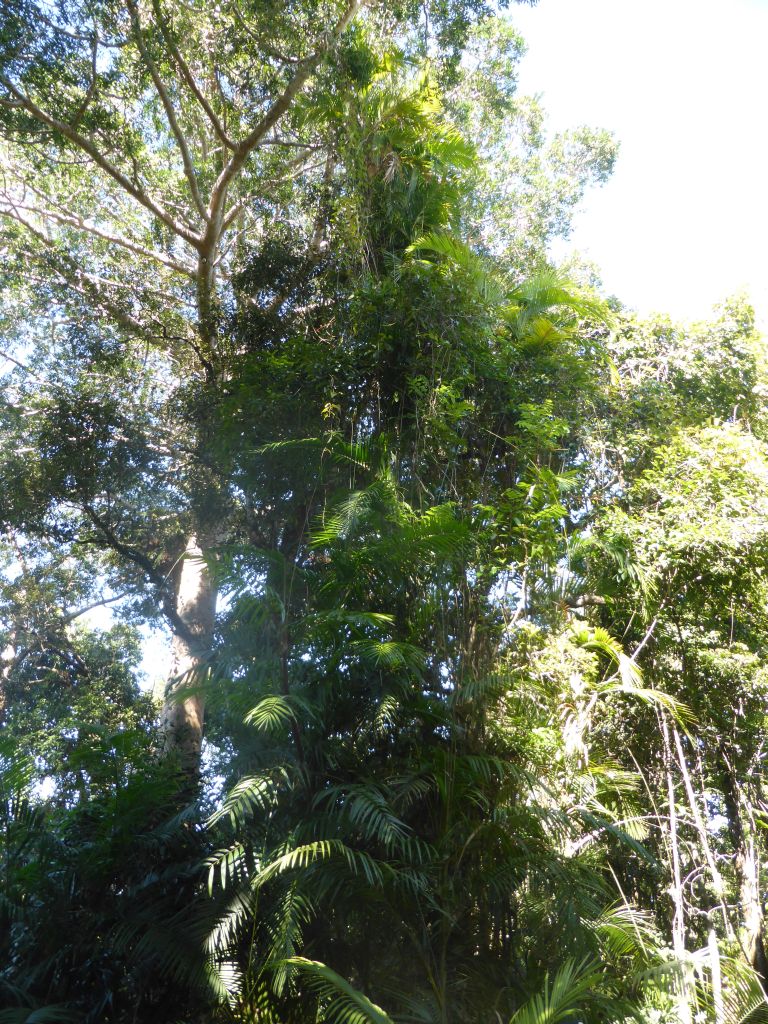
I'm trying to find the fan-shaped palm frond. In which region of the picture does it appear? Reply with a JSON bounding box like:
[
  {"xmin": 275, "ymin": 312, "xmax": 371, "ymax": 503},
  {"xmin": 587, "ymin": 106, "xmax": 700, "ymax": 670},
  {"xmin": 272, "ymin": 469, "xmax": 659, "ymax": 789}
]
[{"xmin": 508, "ymin": 267, "xmax": 610, "ymax": 328}]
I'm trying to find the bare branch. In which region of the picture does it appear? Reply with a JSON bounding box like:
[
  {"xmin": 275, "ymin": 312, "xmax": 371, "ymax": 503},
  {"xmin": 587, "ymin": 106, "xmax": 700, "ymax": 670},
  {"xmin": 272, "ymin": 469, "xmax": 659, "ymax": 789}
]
[
  {"xmin": 630, "ymin": 616, "xmax": 659, "ymax": 664},
  {"xmin": 62, "ymin": 592, "xmax": 131, "ymax": 625}
]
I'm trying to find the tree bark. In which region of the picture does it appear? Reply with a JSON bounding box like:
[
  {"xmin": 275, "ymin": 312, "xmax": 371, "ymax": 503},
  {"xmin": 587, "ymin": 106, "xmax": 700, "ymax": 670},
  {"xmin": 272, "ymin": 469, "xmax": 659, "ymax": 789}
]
[
  {"xmin": 709, "ymin": 927, "xmax": 724, "ymax": 1024},
  {"xmin": 673, "ymin": 726, "xmax": 733, "ymax": 936},
  {"xmin": 740, "ymin": 838, "xmax": 768, "ymax": 984},
  {"xmin": 661, "ymin": 714, "xmax": 693, "ymax": 1024},
  {"xmin": 158, "ymin": 534, "xmax": 217, "ymax": 776},
  {"xmin": 0, "ymin": 634, "xmax": 14, "ymax": 724},
  {"xmin": 721, "ymin": 763, "xmax": 768, "ymax": 989}
]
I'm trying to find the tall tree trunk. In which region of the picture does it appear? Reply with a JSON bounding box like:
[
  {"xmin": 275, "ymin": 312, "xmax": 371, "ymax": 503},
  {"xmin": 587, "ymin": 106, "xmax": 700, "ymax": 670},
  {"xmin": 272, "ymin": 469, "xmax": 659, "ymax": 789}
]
[
  {"xmin": 661, "ymin": 714, "xmax": 693, "ymax": 1024},
  {"xmin": 673, "ymin": 726, "xmax": 733, "ymax": 936},
  {"xmin": 709, "ymin": 927, "xmax": 725, "ymax": 1024},
  {"xmin": 0, "ymin": 633, "xmax": 14, "ymax": 725},
  {"xmin": 159, "ymin": 534, "xmax": 217, "ymax": 776},
  {"xmin": 721, "ymin": 764, "xmax": 768, "ymax": 989},
  {"xmin": 740, "ymin": 837, "xmax": 768, "ymax": 984}
]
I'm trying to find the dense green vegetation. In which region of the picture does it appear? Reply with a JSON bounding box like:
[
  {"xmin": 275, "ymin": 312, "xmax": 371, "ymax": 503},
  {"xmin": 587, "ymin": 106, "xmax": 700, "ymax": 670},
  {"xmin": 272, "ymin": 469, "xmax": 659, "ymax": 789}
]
[{"xmin": 0, "ymin": 2, "xmax": 767, "ymax": 1022}]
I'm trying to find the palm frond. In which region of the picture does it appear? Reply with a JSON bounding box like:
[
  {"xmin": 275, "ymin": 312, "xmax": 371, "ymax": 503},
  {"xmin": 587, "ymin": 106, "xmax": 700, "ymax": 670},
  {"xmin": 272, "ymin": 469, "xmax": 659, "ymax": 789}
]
[
  {"xmin": 244, "ymin": 694, "xmax": 315, "ymax": 733},
  {"xmin": 406, "ymin": 232, "xmax": 508, "ymax": 305},
  {"xmin": 0, "ymin": 1007, "xmax": 80, "ymax": 1023},
  {"xmin": 281, "ymin": 958, "xmax": 395, "ymax": 1024},
  {"xmin": 207, "ymin": 768, "xmax": 292, "ymax": 829},
  {"xmin": 508, "ymin": 959, "xmax": 604, "ymax": 1024}
]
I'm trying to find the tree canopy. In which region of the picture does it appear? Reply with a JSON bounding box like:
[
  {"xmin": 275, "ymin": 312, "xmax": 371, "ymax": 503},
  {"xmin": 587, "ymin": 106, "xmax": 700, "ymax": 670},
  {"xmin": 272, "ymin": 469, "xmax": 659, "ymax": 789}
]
[{"xmin": 0, "ymin": 3, "xmax": 766, "ymax": 1024}]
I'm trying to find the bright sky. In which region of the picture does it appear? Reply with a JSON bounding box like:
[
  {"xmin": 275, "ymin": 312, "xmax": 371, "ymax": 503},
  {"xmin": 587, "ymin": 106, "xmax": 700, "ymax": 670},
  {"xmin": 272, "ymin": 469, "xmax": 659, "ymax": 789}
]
[{"xmin": 510, "ymin": 0, "xmax": 768, "ymax": 325}]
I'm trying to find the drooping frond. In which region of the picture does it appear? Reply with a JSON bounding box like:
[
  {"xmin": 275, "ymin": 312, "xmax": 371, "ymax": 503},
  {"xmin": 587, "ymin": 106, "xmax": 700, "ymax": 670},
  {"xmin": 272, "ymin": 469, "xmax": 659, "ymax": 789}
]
[
  {"xmin": 281, "ymin": 958, "xmax": 395, "ymax": 1024},
  {"xmin": 508, "ymin": 959, "xmax": 606, "ymax": 1024},
  {"xmin": 406, "ymin": 232, "xmax": 509, "ymax": 305},
  {"xmin": 207, "ymin": 768, "xmax": 293, "ymax": 830}
]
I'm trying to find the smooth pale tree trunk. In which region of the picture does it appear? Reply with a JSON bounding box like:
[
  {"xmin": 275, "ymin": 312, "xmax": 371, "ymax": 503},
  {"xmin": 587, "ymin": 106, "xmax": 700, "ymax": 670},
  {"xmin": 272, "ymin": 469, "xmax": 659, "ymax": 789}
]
[
  {"xmin": 159, "ymin": 534, "xmax": 217, "ymax": 776},
  {"xmin": 673, "ymin": 727, "xmax": 733, "ymax": 936},
  {"xmin": 722, "ymin": 766, "xmax": 768, "ymax": 989},
  {"xmin": 735, "ymin": 826, "xmax": 768, "ymax": 986},
  {"xmin": 740, "ymin": 839, "xmax": 768, "ymax": 983},
  {"xmin": 709, "ymin": 927, "xmax": 724, "ymax": 1024},
  {"xmin": 0, "ymin": 636, "xmax": 14, "ymax": 723},
  {"xmin": 661, "ymin": 715, "xmax": 693, "ymax": 1024}
]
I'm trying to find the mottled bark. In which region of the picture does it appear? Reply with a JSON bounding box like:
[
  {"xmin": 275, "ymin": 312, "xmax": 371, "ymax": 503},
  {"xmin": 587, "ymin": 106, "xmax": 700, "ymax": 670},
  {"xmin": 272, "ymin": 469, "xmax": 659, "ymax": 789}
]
[
  {"xmin": 158, "ymin": 534, "xmax": 217, "ymax": 776},
  {"xmin": 740, "ymin": 840, "xmax": 768, "ymax": 985},
  {"xmin": 722, "ymin": 764, "xmax": 768, "ymax": 989}
]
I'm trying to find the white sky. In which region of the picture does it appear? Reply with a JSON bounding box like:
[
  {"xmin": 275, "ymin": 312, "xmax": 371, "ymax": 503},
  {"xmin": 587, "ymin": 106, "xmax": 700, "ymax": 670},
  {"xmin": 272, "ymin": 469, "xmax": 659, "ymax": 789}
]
[{"xmin": 510, "ymin": 0, "xmax": 768, "ymax": 325}]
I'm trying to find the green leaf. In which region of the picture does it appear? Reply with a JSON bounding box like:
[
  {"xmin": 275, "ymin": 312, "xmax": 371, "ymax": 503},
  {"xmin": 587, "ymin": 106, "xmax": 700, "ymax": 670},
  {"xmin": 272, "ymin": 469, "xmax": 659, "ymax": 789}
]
[{"xmin": 282, "ymin": 958, "xmax": 395, "ymax": 1024}]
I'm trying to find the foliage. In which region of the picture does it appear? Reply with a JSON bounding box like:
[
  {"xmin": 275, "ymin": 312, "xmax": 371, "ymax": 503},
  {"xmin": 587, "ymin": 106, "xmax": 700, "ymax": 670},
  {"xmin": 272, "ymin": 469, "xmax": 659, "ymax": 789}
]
[{"xmin": 1, "ymin": 2, "xmax": 767, "ymax": 1023}]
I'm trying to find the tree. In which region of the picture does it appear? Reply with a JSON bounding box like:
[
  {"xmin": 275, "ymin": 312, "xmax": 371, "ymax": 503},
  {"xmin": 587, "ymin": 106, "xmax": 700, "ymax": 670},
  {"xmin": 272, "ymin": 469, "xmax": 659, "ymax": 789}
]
[
  {"xmin": 7, "ymin": 4, "xmax": 766, "ymax": 1022},
  {"xmin": 0, "ymin": 0, "xmax": 532, "ymax": 774},
  {"xmin": 569, "ymin": 300, "xmax": 768, "ymax": 1012},
  {"xmin": 0, "ymin": 0, "xmax": 620, "ymax": 779}
]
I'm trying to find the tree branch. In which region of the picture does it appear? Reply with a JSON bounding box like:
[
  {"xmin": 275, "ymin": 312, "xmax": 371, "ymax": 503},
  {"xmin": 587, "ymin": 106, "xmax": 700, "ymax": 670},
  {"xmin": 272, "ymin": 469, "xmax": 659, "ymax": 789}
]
[
  {"xmin": 0, "ymin": 191, "xmax": 195, "ymax": 277},
  {"xmin": 203, "ymin": 0, "xmax": 364, "ymax": 250},
  {"xmin": 126, "ymin": 0, "xmax": 208, "ymax": 222},
  {"xmin": 0, "ymin": 347, "xmax": 42, "ymax": 381},
  {"xmin": 0, "ymin": 208, "xmax": 152, "ymax": 336},
  {"xmin": 10, "ymin": 195, "xmax": 195, "ymax": 274},
  {"xmin": 150, "ymin": 0, "xmax": 237, "ymax": 151},
  {"xmin": 61, "ymin": 592, "xmax": 130, "ymax": 625},
  {"xmin": 69, "ymin": 27, "xmax": 99, "ymax": 128},
  {"xmin": 81, "ymin": 504, "xmax": 193, "ymax": 642},
  {"xmin": 0, "ymin": 78, "xmax": 202, "ymax": 247}
]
